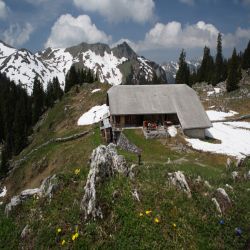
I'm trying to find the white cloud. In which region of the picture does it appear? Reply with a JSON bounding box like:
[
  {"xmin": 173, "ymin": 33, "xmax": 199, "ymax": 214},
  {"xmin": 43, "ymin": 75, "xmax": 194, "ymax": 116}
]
[
  {"xmin": 45, "ymin": 14, "xmax": 112, "ymax": 48},
  {"xmin": 179, "ymin": 0, "xmax": 195, "ymax": 5},
  {"xmin": 3, "ymin": 23, "xmax": 34, "ymax": 47},
  {"xmin": 136, "ymin": 21, "xmax": 220, "ymax": 51},
  {"xmin": 114, "ymin": 21, "xmax": 250, "ymax": 53},
  {"xmin": 0, "ymin": 0, "xmax": 7, "ymax": 19},
  {"xmin": 73, "ymin": 0, "xmax": 155, "ymax": 23}
]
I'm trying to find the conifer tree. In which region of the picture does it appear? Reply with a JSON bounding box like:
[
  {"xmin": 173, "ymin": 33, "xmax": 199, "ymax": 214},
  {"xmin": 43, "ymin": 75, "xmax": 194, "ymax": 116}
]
[
  {"xmin": 198, "ymin": 46, "xmax": 214, "ymax": 83},
  {"xmin": 176, "ymin": 49, "xmax": 190, "ymax": 85},
  {"xmin": 213, "ymin": 33, "xmax": 224, "ymax": 85},
  {"xmin": 13, "ymin": 92, "xmax": 27, "ymax": 155},
  {"xmin": 65, "ymin": 66, "xmax": 78, "ymax": 93},
  {"xmin": 86, "ymin": 69, "xmax": 94, "ymax": 83},
  {"xmin": 242, "ymin": 40, "xmax": 250, "ymax": 69},
  {"xmin": 227, "ymin": 48, "xmax": 241, "ymax": 92},
  {"xmin": 32, "ymin": 77, "xmax": 45, "ymax": 124}
]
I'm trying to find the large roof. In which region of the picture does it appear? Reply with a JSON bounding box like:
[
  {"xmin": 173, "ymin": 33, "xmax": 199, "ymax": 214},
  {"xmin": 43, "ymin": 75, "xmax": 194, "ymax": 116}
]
[{"xmin": 107, "ymin": 84, "xmax": 212, "ymax": 130}]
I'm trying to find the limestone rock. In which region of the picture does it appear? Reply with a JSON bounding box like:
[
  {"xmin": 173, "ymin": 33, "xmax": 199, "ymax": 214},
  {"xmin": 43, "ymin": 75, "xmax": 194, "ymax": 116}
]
[
  {"xmin": 231, "ymin": 171, "xmax": 239, "ymax": 181},
  {"xmin": 212, "ymin": 198, "xmax": 222, "ymax": 216},
  {"xmin": 21, "ymin": 225, "xmax": 31, "ymax": 239},
  {"xmin": 226, "ymin": 158, "xmax": 232, "ymax": 169},
  {"xmin": 225, "ymin": 184, "xmax": 234, "ymax": 190},
  {"xmin": 131, "ymin": 189, "xmax": 140, "ymax": 202},
  {"xmin": 168, "ymin": 171, "xmax": 191, "ymax": 198},
  {"xmin": 215, "ymin": 188, "xmax": 232, "ymax": 214},
  {"xmin": 80, "ymin": 144, "xmax": 128, "ymax": 220},
  {"xmin": 5, "ymin": 175, "xmax": 57, "ymax": 216},
  {"xmin": 244, "ymin": 170, "xmax": 250, "ymax": 180},
  {"xmin": 204, "ymin": 180, "xmax": 212, "ymax": 189}
]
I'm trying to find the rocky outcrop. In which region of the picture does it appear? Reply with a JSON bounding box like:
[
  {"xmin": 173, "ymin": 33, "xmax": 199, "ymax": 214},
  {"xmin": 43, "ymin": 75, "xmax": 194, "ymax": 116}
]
[
  {"xmin": 80, "ymin": 144, "xmax": 129, "ymax": 220},
  {"xmin": 168, "ymin": 171, "xmax": 192, "ymax": 198},
  {"xmin": 212, "ymin": 188, "xmax": 232, "ymax": 215},
  {"xmin": 5, "ymin": 175, "xmax": 58, "ymax": 216},
  {"xmin": 117, "ymin": 132, "xmax": 142, "ymax": 155}
]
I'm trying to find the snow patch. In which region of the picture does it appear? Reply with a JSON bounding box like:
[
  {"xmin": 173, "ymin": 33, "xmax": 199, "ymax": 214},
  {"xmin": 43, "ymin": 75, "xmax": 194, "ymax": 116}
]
[
  {"xmin": 207, "ymin": 87, "xmax": 221, "ymax": 96},
  {"xmin": 186, "ymin": 121, "xmax": 250, "ymax": 158},
  {"xmin": 206, "ymin": 110, "xmax": 238, "ymax": 121},
  {"xmin": 82, "ymin": 50, "xmax": 127, "ymax": 85},
  {"xmin": 78, "ymin": 104, "xmax": 109, "ymax": 126}
]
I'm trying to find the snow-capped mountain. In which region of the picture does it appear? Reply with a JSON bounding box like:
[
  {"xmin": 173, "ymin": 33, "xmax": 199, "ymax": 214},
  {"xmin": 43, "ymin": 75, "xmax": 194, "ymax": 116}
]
[
  {"xmin": 0, "ymin": 40, "xmax": 167, "ymax": 94},
  {"xmin": 162, "ymin": 60, "xmax": 201, "ymax": 84}
]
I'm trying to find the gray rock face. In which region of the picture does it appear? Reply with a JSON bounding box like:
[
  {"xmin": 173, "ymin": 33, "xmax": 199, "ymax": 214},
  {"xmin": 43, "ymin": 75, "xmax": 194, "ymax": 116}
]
[
  {"xmin": 80, "ymin": 144, "xmax": 128, "ymax": 220},
  {"xmin": 168, "ymin": 171, "xmax": 191, "ymax": 198},
  {"xmin": 5, "ymin": 175, "xmax": 57, "ymax": 216},
  {"xmin": 112, "ymin": 42, "xmax": 137, "ymax": 60}
]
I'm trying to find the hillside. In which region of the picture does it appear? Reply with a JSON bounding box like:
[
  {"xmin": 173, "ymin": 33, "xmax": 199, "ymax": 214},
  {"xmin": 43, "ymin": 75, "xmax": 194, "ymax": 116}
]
[
  {"xmin": 0, "ymin": 41, "xmax": 166, "ymax": 94},
  {"xmin": 0, "ymin": 82, "xmax": 250, "ymax": 249}
]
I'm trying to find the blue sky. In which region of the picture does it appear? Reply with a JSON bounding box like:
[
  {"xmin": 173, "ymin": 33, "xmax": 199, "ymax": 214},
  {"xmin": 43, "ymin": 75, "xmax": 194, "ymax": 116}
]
[{"xmin": 0, "ymin": 0, "xmax": 250, "ymax": 62}]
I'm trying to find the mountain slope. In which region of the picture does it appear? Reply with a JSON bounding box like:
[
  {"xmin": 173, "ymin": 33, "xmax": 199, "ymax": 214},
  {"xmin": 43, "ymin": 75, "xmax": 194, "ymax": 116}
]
[
  {"xmin": 0, "ymin": 41, "xmax": 167, "ymax": 93},
  {"xmin": 162, "ymin": 60, "xmax": 201, "ymax": 84}
]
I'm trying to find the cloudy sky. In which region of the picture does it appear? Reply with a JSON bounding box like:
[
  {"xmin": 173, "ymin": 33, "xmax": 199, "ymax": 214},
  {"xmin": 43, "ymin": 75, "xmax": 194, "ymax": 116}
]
[{"xmin": 0, "ymin": 0, "xmax": 250, "ymax": 62}]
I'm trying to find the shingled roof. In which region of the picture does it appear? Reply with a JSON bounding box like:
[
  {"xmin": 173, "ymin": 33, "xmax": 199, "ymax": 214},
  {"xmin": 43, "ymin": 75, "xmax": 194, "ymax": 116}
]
[{"xmin": 107, "ymin": 84, "xmax": 212, "ymax": 130}]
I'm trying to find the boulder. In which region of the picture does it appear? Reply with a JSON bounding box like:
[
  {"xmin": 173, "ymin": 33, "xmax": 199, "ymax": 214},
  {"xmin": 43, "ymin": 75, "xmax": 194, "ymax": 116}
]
[
  {"xmin": 80, "ymin": 144, "xmax": 129, "ymax": 220},
  {"xmin": 214, "ymin": 188, "xmax": 232, "ymax": 214},
  {"xmin": 212, "ymin": 198, "xmax": 222, "ymax": 216},
  {"xmin": 21, "ymin": 225, "xmax": 31, "ymax": 239},
  {"xmin": 226, "ymin": 158, "xmax": 232, "ymax": 169},
  {"xmin": 204, "ymin": 180, "xmax": 212, "ymax": 189},
  {"xmin": 131, "ymin": 189, "xmax": 140, "ymax": 202},
  {"xmin": 231, "ymin": 171, "xmax": 239, "ymax": 181},
  {"xmin": 244, "ymin": 170, "xmax": 250, "ymax": 180},
  {"xmin": 5, "ymin": 175, "xmax": 57, "ymax": 216},
  {"xmin": 168, "ymin": 171, "xmax": 191, "ymax": 198}
]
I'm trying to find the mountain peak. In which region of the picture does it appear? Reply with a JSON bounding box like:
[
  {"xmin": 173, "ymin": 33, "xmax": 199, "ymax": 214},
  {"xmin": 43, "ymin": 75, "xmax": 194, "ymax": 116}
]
[{"xmin": 112, "ymin": 41, "xmax": 137, "ymax": 60}]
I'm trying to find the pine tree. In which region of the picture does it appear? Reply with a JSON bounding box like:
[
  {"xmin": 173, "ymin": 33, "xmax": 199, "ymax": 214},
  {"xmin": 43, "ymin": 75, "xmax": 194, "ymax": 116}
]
[
  {"xmin": 213, "ymin": 33, "xmax": 224, "ymax": 85},
  {"xmin": 86, "ymin": 69, "xmax": 94, "ymax": 83},
  {"xmin": 79, "ymin": 69, "xmax": 86, "ymax": 84},
  {"xmin": 227, "ymin": 48, "xmax": 241, "ymax": 92},
  {"xmin": 32, "ymin": 77, "xmax": 45, "ymax": 124},
  {"xmin": 198, "ymin": 46, "xmax": 214, "ymax": 83},
  {"xmin": 0, "ymin": 143, "xmax": 9, "ymax": 176},
  {"xmin": 242, "ymin": 40, "xmax": 250, "ymax": 70},
  {"xmin": 13, "ymin": 91, "xmax": 27, "ymax": 155},
  {"xmin": 65, "ymin": 66, "xmax": 78, "ymax": 93},
  {"xmin": 176, "ymin": 49, "xmax": 190, "ymax": 85}
]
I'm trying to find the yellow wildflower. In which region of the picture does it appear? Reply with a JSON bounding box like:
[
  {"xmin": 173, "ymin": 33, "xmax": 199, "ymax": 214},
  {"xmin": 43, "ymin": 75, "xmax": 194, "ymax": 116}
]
[
  {"xmin": 154, "ymin": 217, "xmax": 160, "ymax": 224},
  {"xmin": 57, "ymin": 228, "xmax": 62, "ymax": 233},
  {"xmin": 145, "ymin": 210, "xmax": 152, "ymax": 215},
  {"xmin": 72, "ymin": 232, "xmax": 79, "ymax": 241},
  {"xmin": 172, "ymin": 223, "xmax": 177, "ymax": 229},
  {"xmin": 139, "ymin": 212, "xmax": 144, "ymax": 217},
  {"xmin": 75, "ymin": 232, "xmax": 79, "ymax": 239},
  {"xmin": 74, "ymin": 168, "xmax": 81, "ymax": 175},
  {"xmin": 61, "ymin": 240, "xmax": 66, "ymax": 246}
]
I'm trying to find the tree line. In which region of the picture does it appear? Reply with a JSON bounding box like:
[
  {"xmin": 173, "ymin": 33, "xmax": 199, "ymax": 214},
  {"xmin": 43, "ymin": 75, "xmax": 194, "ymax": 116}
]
[
  {"xmin": 0, "ymin": 66, "xmax": 97, "ymax": 176},
  {"xmin": 176, "ymin": 33, "xmax": 247, "ymax": 92}
]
